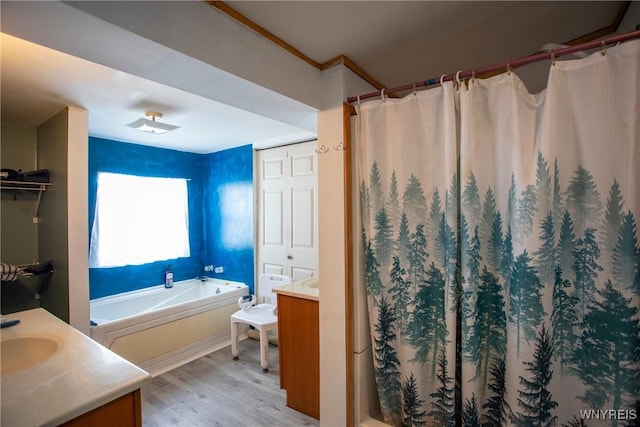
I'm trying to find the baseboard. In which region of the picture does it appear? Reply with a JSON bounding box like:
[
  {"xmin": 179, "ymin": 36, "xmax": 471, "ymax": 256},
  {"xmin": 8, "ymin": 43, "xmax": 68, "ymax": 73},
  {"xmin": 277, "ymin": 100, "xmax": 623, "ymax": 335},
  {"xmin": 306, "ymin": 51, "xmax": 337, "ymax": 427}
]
[{"xmin": 139, "ymin": 333, "xmax": 247, "ymax": 377}]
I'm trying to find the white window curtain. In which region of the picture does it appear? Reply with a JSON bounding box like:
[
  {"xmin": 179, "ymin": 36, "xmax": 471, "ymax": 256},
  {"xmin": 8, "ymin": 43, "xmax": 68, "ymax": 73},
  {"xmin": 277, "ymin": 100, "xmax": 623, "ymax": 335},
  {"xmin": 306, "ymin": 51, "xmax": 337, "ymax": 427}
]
[{"xmin": 89, "ymin": 172, "xmax": 191, "ymax": 268}]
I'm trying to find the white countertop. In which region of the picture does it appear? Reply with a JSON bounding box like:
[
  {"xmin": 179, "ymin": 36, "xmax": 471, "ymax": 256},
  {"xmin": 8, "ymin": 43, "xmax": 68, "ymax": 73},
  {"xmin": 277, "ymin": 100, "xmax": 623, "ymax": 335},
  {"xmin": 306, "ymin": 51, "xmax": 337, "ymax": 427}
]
[
  {"xmin": 1, "ymin": 308, "xmax": 151, "ymax": 426},
  {"xmin": 273, "ymin": 277, "xmax": 319, "ymax": 301}
]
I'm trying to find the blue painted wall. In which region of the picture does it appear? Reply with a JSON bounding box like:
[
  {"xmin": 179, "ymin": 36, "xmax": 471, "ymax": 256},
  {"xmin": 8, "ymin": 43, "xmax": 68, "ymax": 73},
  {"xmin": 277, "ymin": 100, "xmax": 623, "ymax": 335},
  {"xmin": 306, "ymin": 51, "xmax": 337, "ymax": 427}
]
[
  {"xmin": 203, "ymin": 145, "xmax": 255, "ymax": 293},
  {"xmin": 89, "ymin": 137, "xmax": 255, "ymax": 299}
]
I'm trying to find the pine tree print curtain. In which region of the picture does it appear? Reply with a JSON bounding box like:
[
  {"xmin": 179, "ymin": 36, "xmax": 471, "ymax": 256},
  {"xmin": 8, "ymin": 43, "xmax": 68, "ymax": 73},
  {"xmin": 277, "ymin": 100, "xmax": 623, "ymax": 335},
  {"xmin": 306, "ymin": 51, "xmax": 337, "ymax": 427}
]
[
  {"xmin": 356, "ymin": 39, "xmax": 640, "ymax": 426},
  {"xmin": 357, "ymin": 83, "xmax": 459, "ymax": 426}
]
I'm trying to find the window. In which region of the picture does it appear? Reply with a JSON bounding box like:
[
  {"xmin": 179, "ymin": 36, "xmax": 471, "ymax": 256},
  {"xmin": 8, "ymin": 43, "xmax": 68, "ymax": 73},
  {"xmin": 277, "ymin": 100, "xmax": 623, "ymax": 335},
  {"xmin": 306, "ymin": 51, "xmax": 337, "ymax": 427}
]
[{"xmin": 89, "ymin": 172, "xmax": 190, "ymax": 268}]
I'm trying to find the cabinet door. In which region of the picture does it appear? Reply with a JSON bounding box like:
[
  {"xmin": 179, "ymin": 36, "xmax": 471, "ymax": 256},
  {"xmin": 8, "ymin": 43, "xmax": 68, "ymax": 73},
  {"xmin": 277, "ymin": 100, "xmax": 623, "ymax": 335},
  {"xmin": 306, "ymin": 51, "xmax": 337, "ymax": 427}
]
[
  {"xmin": 61, "ymin": 389, "xmax": 142, "ymax": 427},
  {"xmin": 257, "ymin": 141, "xmax": 318, "ymax": 282},
  {"xmin": 277, "ymin": 294, "xmax": 319, "ymax": 419}
]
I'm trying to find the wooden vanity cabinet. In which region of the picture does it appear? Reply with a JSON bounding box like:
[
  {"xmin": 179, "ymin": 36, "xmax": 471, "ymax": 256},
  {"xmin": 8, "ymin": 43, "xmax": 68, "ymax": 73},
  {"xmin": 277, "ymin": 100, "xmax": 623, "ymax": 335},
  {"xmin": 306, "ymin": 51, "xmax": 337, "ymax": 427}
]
[
  {"xmin": 277, "ymin": 294, "xmax": 319, "ymax": 419},
  {"xmin": 60, "ymin": 389, "xmax": 142, "ymax": 427}
]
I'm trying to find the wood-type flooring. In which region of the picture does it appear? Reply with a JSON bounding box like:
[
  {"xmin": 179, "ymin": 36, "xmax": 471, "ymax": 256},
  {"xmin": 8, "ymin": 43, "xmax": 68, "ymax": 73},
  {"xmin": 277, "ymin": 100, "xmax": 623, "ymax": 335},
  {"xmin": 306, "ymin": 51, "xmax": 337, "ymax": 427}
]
[{"xmin": 141, "ymin": 338, "xmax": 319, "ymax": 427}]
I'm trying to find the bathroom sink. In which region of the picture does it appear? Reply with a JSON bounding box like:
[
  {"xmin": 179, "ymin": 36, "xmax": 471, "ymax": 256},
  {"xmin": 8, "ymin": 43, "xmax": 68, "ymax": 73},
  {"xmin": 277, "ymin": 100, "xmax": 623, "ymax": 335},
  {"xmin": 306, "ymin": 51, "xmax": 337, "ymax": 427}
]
[
  {"xmin": 1, "ymin": 334, "xmax": 62, "ymax": 376},
  {"xmin": 299, "ymin": 277, "xmax": 319, "ymax": 289}
]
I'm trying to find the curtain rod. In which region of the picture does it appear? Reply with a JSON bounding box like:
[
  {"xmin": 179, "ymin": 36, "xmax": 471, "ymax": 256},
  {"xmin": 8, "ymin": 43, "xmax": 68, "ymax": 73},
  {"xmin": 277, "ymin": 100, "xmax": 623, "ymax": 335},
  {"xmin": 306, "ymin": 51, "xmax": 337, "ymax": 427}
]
[{"xmin": 347, "ymin": 29, "xmax": 640, "ymax": 104}]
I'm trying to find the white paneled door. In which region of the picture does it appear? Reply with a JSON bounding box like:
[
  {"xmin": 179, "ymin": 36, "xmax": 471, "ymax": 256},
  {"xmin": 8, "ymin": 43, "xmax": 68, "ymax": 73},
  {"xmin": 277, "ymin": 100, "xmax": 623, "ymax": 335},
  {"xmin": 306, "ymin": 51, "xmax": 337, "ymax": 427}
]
[{"xmin": 257, "ymin": 141, "xmax": 318, "ymax": 282}]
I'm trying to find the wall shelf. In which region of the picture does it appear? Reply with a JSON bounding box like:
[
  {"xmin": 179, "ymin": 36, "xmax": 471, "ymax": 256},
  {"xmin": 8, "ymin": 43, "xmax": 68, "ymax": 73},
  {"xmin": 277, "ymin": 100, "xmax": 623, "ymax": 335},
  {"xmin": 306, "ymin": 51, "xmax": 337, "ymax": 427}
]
[{"xmin": 1, "ymin": 180, "xmax": 51, "ymax": 223}]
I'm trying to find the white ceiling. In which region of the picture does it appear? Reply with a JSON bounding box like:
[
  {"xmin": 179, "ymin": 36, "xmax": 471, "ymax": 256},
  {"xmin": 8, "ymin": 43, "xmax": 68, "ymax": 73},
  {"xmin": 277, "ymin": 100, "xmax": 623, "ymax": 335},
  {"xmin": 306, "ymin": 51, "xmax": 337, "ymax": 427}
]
[
  {"xmin": 228, "ymin": 1, "xmax": 626, "ymax": 90},
  {"xmin": 1, "ymin": 1, "xmax": 634, "ymax": 154},
  {"xmin": 0, "ymin": 32, "xmax": 317, "ymax": 154}
]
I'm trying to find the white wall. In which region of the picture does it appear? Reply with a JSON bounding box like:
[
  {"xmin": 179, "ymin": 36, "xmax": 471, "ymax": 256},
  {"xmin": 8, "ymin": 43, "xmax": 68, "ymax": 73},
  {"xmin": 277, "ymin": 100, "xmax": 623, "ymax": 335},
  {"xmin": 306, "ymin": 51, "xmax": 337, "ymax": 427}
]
[
  {"xmin": 318, "ymin": 64, "xmax": 348, "ymax": 426},
  {"xmin": 67, "ymin": 106, "xmax": 89, "ymax": 334},
  {"xmin": 317, "ymin": 63, "xmax": 377, "ymax": 426}
]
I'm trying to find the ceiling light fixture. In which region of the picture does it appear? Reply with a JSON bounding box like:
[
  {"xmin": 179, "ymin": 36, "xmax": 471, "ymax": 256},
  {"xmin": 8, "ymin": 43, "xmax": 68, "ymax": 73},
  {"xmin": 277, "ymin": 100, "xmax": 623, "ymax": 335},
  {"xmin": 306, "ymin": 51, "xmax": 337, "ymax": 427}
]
[{"xmin": 127, "ymin": 111, "xmax": 180, "ymax": 134}]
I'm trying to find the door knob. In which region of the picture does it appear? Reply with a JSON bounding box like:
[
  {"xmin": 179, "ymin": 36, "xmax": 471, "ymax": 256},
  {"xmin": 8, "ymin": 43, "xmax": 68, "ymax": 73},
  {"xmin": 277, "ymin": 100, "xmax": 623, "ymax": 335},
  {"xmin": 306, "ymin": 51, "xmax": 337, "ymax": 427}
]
[{"xmin": 287, "ymin": 255, "xmax": 293, "ymax": 260}]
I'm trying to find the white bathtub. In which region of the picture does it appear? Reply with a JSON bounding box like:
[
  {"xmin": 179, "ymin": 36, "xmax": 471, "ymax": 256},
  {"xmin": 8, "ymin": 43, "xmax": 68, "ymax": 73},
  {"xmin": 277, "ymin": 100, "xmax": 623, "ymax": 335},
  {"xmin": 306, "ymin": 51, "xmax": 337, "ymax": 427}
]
[{"xmin": 90, "ymin": 277, "xmax": 248, "ymax": 376}]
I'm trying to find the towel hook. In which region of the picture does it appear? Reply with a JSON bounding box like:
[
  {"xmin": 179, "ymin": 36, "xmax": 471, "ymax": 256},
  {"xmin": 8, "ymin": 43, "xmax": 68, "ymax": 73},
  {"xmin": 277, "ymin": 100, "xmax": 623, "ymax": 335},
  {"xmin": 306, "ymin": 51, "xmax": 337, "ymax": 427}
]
[{"xmin": 315, "ymin": 145, "xmax": 329, "ymax": 154}]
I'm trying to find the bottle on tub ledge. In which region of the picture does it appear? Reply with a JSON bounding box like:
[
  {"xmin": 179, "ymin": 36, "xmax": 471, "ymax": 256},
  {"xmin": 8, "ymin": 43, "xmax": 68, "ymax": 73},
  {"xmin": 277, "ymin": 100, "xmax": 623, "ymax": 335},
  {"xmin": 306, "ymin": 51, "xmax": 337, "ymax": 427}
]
[{"xmin": 165, "ymin": 265, "xmax": 174, "ymax": 288}]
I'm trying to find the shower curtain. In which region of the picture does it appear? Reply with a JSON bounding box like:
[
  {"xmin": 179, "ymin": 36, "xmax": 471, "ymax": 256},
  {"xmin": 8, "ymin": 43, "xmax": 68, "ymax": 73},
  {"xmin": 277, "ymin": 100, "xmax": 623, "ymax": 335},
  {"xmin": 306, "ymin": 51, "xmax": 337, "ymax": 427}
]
[
  {"xmin": 358, "ymin": 83, "xmax": 459, "ymax": 426},
  {"xmin": 357, "ymin": 39, "xmax": 639, "ymax": 427}
]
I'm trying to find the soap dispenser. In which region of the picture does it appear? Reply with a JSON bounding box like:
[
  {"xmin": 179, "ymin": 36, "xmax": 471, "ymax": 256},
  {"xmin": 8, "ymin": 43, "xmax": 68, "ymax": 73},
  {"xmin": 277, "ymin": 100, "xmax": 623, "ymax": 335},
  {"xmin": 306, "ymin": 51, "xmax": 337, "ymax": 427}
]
[{"xmin": 165, "ymin": 265, "xmax": 174, "ymax": 288}]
